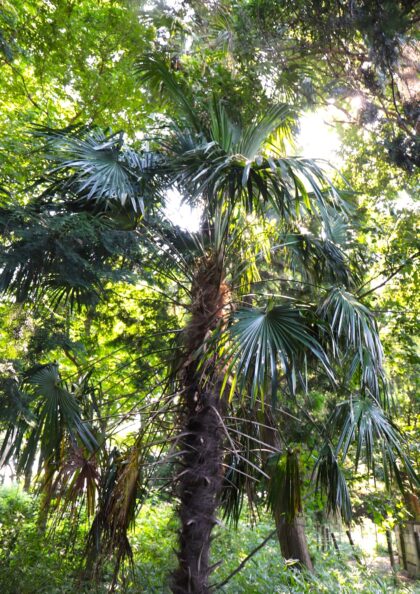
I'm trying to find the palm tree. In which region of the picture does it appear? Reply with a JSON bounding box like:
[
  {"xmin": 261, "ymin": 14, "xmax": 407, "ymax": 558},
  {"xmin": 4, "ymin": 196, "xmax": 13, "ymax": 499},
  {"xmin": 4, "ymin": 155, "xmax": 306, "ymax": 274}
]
[{"xmin": 0, "ymin": 57, "xmax": 416, "ymax": 592}]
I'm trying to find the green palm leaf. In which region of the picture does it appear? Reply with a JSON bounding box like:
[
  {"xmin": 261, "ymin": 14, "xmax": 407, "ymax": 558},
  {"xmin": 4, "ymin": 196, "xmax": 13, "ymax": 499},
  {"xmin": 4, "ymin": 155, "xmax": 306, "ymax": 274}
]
[
  {"xmin": 36, "ymin": 127, "xmax": 158, "ymax": 213},
  {"xmin": 31, "ymin": 365, "xmax": 97, "ymax": 454},
  {"xmin": 224, "ymin": 304, "xmax": 333, "ymax": 403},
  {"xmin": 331, "ymin": 398, "xmax": 418, "ymax": 490},
  {"xmin": 136, "ymin": 56, "xmax": 202, "ymax": 133},
  {"xmin": 318, "ymin": 287, "xmax": 385, "ymax": 400},
  {"xmin": 236, "ymin": 104, "xmax": 293, "ymax": 160},
  {"xmin": 136, "ymin": 59, "xmax": 349, "ymax": 223},
  {"xmin": 0, "ymin": 364, "xmax": 98, "ymax": 484},
  {"xmin": 209, "ymin": 97, "xmax": 240, "ymax": 154}
]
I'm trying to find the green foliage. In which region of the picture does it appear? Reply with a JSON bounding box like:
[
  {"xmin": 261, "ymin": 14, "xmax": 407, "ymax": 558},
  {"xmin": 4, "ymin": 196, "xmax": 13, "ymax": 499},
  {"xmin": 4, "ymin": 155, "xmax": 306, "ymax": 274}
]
[
  {"xmin": 319, "ymin": 287, "xmax": 386, "ymax": 401},
  {"xmin": 225, "ymin": 304, "xmax": 331, "ymax": 402},
  {"xmin": 0, "ymin": 1, "xmax": 418, "ymax": 591},
  {"xmin": 0, "ymin": 491, "xmax": 416, "ymax": 594},
  {"xmin": 0, "ymin": 486, "xmax": 89, "ymax": 594}
]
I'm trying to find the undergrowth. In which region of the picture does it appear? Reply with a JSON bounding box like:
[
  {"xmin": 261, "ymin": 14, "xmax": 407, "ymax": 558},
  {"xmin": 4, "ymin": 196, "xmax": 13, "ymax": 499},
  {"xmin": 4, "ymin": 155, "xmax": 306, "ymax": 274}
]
[{"xmin": 0, "ymin": 487, "xmax": 416, "ymax": 594}]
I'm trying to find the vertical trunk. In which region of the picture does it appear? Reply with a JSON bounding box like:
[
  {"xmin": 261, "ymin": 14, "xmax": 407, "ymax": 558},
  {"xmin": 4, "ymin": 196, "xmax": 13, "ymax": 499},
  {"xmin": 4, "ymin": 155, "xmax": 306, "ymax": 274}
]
[
  {"xmin": 172, "ymin": 387, "xmax": 223, "ymax": 593},
  {"xmin": 275, "ymin": 515, "xmax": 313, "ymax": 570},
  {"xmin": 386, "ymin": 528, "xmax": 396, "ymax": 570},
  {"xmin": 263, "ymin": 411, "xmax": 313, "ymax": 571},
  {"xmin": 331, "ymin": 531, "xmax": 340, "ymax": 556},
  {"xmin": 398, "ymin": 525, "xmax": 407, "ymax": 570},
  {"xmin": 172, "ymin": 253, "xmax": 227, "ymax": 594}
]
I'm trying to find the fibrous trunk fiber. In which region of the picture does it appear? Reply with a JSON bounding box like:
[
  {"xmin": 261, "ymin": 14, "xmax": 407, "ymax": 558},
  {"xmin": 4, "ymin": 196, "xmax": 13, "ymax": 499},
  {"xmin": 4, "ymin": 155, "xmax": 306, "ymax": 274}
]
[
  {"xmin": 172, "ymin": 253, "xmax": 227, "ymax": 593},
  {"xmin": 263, "ymin": 411, "xmax": 313, "ymax": 571},
  {"xmin": 171, "ymin": 387, "xmax": 223, "ymax": 593}
]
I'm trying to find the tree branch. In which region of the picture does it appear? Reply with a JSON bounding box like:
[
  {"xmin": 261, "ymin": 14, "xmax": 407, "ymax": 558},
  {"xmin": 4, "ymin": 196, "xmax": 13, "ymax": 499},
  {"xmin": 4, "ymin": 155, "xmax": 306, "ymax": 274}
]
[
  {"xmin": 357, "ymin": 251, "xmax": 420, "ymax": 299},
  {"xmin": 211, "ymin": 529, "xmax": 277, "ymax": 590}
]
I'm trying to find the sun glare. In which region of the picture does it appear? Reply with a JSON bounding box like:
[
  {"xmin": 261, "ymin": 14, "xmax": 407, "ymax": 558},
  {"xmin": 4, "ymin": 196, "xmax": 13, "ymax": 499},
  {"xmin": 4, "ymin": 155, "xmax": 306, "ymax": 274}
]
[
  {"xmin": 297, "ymin": 109, "xmax": 342, "ymax": 165},
  {"xmin": 164, "ymin": 188, "xmax": 202, "ymax": 232}
]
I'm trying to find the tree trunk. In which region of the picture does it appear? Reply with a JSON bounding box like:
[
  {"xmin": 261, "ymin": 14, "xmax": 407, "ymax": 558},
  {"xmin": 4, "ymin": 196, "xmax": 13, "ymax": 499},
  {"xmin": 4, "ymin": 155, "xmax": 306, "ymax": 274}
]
[
  {"xmin": 171, "ymin": 252, "xmax": 228, "ymax": 594},
  {"xmin": 262, "ymin": 411, "xmax": 313, "ymax": 571},
  {"xmin": 172, "ymin": 386, "xmax": 223, "ymax": 593},
  {"xmin": 386, "ymin": 528, "xmax": 396, "ymax": 570},
  {"xmin": 275, "ymin": 515, "xmax": 313, "ymax": 570}
]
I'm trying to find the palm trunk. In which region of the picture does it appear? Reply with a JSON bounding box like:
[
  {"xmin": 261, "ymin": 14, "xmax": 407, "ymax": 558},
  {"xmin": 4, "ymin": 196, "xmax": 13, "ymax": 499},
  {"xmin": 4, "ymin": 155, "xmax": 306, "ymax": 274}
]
[
  {"xmin": 172, "ymin": 253, "xmax": 227, "ymax": 594},
  {"xmin": 263, "ymin": 411, "xmax": 313, "ymax": 571},
  {"xmin": 172, "ymin": 384, "xmax": 223, "ymax": 593},
  {"xmin": 274, "ymin": 515, "xmax": 313, "ymax": 571}
]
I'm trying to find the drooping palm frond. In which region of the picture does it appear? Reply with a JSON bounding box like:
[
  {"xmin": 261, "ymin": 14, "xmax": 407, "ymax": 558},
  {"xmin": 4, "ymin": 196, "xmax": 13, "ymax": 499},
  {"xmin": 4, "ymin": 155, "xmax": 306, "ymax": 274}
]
[
  {"xmin": 51, "ymin": 446, "xmax": 100, "ymax": 518},
  {"xmin": 330, "ymin": 398, "xmax": 418, "ymax": 491},
  {"xmin": 220, "ymin": 407, "xmax": 278, "ymax": 526},
  {"xmin": 84, "ymin": 387, "xmax": 182, "ymax": 581},
  {"xmin": 85, "ymin": 447, "xmax": 128, "ymax": 577},
  {"xmin": 318, "ymin": 287, "xmax": 386, "ymax": 400},
  {"xmin": 280, "ymin": 231, "xmax": 353, "ymax": 287},
  {"xmin": 222, "ymin": 303, "xmax": 334, "ymax": 403},
  {"xmin": 136, "ymin": 56, "xmax": 202, "ymax": 133},
  {"xmin": 267, "ymin": 450, "xmax": 302, "ymax": 523},
  {"xmin": 0, "ymin": 372, "xmax": 35, "ymax": 475},
  {"xmin": 312, "ymin": 443, "xmax": 352, "ymax": 524},
  {"xmin": 85, "ymin": 442, "xmax": 144, "ymax": 582},
  {"xmin": 0, "ymin": 364, "xmax": 97, "ymax": 481}
]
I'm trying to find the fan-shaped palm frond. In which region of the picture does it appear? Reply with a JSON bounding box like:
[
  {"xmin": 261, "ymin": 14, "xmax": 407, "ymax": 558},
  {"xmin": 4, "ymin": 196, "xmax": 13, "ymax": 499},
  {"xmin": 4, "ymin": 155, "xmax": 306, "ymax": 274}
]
[
  {"xmin": 322, "ymin": 209, "xmax": 352, "ymax": 247},
  {"xmin": 223, "ymin": 304, "xmax": 333, "ymax": 403},
  {"xmin": 318, "ymin": 287, "xmax": 385, "ymax": 400},
  {"xmin": 331, "ymin": 398, "xmax": 418, "ymax": 490},
  {"xmin": 0, "ymin": 364, "xmax": 97, "ymax": 481},
  {"xmin": 29, "ymin": 365, "xmax": 97, "ymax": 455},
  {"xmin": 35, "ymin": 127, "xmax": 160, "ymax": 213}
]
